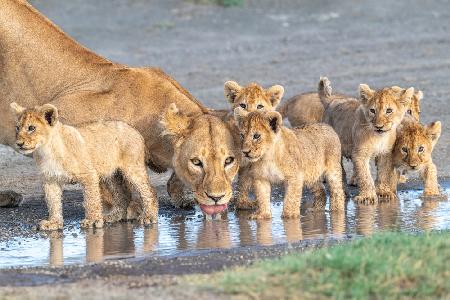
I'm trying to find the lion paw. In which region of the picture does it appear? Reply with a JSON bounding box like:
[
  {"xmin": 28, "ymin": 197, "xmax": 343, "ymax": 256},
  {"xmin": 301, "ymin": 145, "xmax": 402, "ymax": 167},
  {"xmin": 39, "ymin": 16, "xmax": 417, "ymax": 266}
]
[
  {"xmin": 39, "ymin": 219, "xmax": 63, "ymax": 231},
  {"xmin": 398, "ymin": 174, "xmax": 407, "ymax": 184},
  {"xmin": 81, "ymin": 218, "xmax": 104, "ymax": 229},
  {"xmin": 423, "ymin": 188, "xmax": 441, "ymax": 197},
  {"xmin": 236, "ymin": 199, "xmax": 258, "ymax": 210},
  {"xmin": 248, "ymin": 211, "xmax": 272, "ymax": 220},
  {"xmin": 281, "ymin": 210, "xmax": 300, "ymax": 219},
  {"xmin": 354, "ymin": 192, "xmax": 378, "ymax": 204},
  {"xmin": 377, "ymin": 189, "xmax": 397, "ymax": 202},
  {"xmin": 139, "ymin": 212, "xmax": 158, "ymax": 226}
]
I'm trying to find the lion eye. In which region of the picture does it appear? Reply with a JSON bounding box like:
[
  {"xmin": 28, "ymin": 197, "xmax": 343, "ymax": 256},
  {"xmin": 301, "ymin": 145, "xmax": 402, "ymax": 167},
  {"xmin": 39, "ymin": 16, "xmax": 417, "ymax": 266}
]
[
  {"xmin": 239, "ymin": 103, "xmax": 247, "ymax": 109},
  {"xmin": 386, "ymin": 108, "xmax": 393, "ymax": 114},
  {"xmin": 15, "ymin": 126, "xmax": 20, "ymax": 133},
  {"xmin": 240, "ymin": 133, "xmax": 244, "ymax": 140},
  {"xmin": 369, "ymin": 108, "xmax": 376, "ymax": 114},
  {"xmin": 253, "ymin": 133, "xmax": 261, "ymax": 140},
  {"xmin": 224, "ymin": 156, "xmax": 235, "ymax": 166},
  {"xmin": 401, "ymin": 147, "xmax": 408, "ymax": 153},
  {"xmin": 257, "ymin": 104, "xmax": 264, "ymax": 109},
  {"xmin": 28, "ymin": 125, "xmax": 36, "ymax": 133},
  {"xmin": 407, "ymin": 109, "xmax": 412, "ymax": 115},
  {"xmin": 190, "ymin": 158, "xmax": 203, "ymax": 167},
  {"xmin": 418, "ymin": 146, "xmax": 424, "ymax": 153}
]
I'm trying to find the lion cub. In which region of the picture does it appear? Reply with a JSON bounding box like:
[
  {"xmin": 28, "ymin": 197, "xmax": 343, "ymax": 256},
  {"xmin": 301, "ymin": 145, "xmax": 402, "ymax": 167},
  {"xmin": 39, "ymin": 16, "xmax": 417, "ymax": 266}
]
[
  {"xmin": 234, "ymin": 108, "xmax": 345, "ymax": 219},
  {"xmin": 278, "ymin": 85, "xmax": 422, "ymax": 127},
  {"xmin": 10, "ymin": 102, "xmax": 158, "ymax": 230},
  {"xmin": 392, "ymin": 117, "xmax": 442, "ymax": 196},
  {"xmin": 318, "ymin": 77, "xmax": 414, "ymax": 203},
  {"xmin": 223, "ymin": 81, "xmax": 285, "ymax": 209}
]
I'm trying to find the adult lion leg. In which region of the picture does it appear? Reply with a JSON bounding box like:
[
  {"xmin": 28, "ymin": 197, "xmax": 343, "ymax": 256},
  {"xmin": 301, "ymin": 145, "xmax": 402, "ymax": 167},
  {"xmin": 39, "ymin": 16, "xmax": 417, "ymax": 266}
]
[
  {"xmin": 40, "ymin": 181, "xmax": 64, "ymax": 231},
  {"xmin": 102, "ymin": 174, "xmax": 131, "ymax": 224},
  {"xmin": 282, "ymin": 178, "xmax": 303, "ymax": 219},
  {"xmin": 0, "ymin": 191, "xmax": 23, "ymax": 208},
  {"xmin": 422, "ymin": 162, "xmax": 440, "ymax": 196},
  {"xmin": 167, "ymin": 172, "xmax": 194, "ymax": 209},
  {"xmin": 80, "ymin": 173, "xmax": 104, "ymax": 229},
  {"xmin": 123, "ymin": 165, "xmax": 158, "ymax": 225},
  {"xmin": 236, "ymin": 166, "xmax": 257, "ymax": 210}
]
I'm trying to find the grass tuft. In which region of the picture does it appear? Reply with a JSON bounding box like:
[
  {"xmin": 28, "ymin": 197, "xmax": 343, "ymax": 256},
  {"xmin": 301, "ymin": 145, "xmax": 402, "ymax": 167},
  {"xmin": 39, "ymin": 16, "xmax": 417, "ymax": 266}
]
[{"xmin": 198, "ymin": 231, "xmax": 450, "ymax": 299}]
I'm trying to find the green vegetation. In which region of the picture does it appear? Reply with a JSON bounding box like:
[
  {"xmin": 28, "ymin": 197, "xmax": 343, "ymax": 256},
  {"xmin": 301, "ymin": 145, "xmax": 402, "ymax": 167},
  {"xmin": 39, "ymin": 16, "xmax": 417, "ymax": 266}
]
[
  {"xmin": 188, "ymin": 0, "xmax": 244, "ymax": 7},
  {"xmin": 198, "ymin": 232, "xmax": 450, "ymax": 299}
]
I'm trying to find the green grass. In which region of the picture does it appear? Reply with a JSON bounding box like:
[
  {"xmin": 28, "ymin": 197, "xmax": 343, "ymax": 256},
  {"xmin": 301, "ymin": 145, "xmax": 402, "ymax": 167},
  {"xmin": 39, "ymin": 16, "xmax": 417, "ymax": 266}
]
[
  {"xmin": 198, "ymin": 232, "xmax": 450, "ymax": 299},
  {"xmin": 187, "ymin": 0, "xmax": 244, "ymax": 7}
]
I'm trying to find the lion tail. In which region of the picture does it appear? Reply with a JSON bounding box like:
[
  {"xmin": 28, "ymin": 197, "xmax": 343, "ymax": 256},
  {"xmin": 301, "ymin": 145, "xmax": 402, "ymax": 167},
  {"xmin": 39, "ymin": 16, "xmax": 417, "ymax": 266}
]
[{"xmin": 318, "ymin": 76, "xmax": 333, "ymax": 109}]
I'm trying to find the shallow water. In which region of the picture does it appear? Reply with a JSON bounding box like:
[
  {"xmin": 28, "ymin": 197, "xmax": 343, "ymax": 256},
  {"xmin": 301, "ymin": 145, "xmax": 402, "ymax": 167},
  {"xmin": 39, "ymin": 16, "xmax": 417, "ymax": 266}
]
[{"xmin": 0, "ymin": 187, "xmax": 449, "ymax": 269}]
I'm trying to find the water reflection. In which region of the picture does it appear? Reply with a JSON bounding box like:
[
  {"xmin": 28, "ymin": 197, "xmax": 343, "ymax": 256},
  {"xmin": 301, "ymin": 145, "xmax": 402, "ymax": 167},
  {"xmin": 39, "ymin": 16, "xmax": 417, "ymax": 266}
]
[{"xmin": 0, "ymin": 187, "xmax": 449, "ymax": 268}]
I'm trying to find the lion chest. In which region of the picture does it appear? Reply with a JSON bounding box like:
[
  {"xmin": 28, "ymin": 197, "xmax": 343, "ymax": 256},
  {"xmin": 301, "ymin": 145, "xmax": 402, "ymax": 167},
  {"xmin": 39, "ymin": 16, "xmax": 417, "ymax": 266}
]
[
  {"xmin": 253, "ymin": 159, "xmax": 285, "ymax": 183},
  {"xmin": 372, "ymin": 134, "xmax": 393, "ymax": 156},
  {"xmin": 35, "ymin": 149, "xmax": 72, "ymax": 182}
]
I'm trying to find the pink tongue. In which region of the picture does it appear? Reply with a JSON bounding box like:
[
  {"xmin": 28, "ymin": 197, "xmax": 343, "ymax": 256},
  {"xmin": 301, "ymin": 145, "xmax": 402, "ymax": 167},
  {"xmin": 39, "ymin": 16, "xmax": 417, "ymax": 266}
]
[{"xmin": 199, "ymin": 204, "xmax": 228, "ymax": 215}]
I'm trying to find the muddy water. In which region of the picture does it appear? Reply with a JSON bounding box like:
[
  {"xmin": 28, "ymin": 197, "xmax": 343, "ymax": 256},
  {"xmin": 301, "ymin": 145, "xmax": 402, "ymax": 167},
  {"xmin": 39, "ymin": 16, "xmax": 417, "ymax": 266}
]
[{"xmin": 0, "ymin": 187, "xmax": 449, "ymax": 268}]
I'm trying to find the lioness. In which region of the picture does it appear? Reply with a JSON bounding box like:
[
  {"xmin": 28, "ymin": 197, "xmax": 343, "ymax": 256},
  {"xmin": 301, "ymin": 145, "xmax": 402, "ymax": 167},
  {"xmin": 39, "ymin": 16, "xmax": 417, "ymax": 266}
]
[
  {"xmin": 10, "ymin": 102, "xmax": 158, "ymax": 230},
  {"xmin": 392, "ymin": 117, "xmax": 442, "ymax": 196},
  {"xmin": 318, "ymin": 77, "xmax": 414, "ymax": 203},
  {"xmin": 222, "ymin": 81, "xmax": 285, "ymax": 209},
  {"xmin": 234, "ymin": 108, "xmax": 345, "ymax": 219},
  {"xmin": 278, "ymin": 86, "xmax": 422, "ymax": 127},
  {"xmin": 161, "ymin": 103, "xmax": 239, "ymax": 217},
  {"xmin": 0, "ymin": 1, "xmax": 237, "ymax": 214}
]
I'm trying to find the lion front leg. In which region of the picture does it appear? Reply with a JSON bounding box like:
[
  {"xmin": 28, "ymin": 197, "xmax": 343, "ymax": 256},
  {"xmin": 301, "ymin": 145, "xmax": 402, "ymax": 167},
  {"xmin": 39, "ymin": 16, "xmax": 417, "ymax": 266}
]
[
  {"xmin": 249, "ymin": 179, "xmax": 272, "ymax": 220},
  {"xmin": 167, "ymin": 172, "xmax": 194, "ymax": 209},
  {"xmin": 353, "ymin": 153, "xmax": 378, "ymax": 204},
  {"xmin": 376, "ymin": 153, "xmax": 398, "ymax": 202},
  {"xmin": 422, "ymin": 162, "xmax": 440, "ymax": 196},
  {"xmin": 282, "ymin": 178, "xmax": 303, "ymax": 219},
  {"xmin": 80, "ymin": 174, "xmax": 104, "ymax": 229},
  {"xmin": 236, "ymin": 167, "xmax": 257, "ymax": 210},
  {"xmin": 39, "ymin": 181, "xmax": 64, "ymax": 231}
]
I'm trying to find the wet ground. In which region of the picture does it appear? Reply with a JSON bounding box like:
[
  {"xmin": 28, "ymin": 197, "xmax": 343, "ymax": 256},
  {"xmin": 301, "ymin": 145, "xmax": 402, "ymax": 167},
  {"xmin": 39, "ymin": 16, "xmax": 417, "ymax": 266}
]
[{"xmin": 0, "ymin": 181, "xmax": 448, "ymax": 270}]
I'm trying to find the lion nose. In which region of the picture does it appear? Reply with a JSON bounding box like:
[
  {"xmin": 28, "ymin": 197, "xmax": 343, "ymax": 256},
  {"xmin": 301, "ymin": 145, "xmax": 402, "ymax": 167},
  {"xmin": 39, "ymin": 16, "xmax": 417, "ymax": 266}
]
[
  {"xmin": 16, "ymin": 142, "xmax": 24, "ymax": 148},
  {"xmin": 410, "ymin": 164, "xmax": 418, "ymax": 170},
  {"xmin": 374, "ymin": 125, "xmax": 384, "ymax": 130},
  {"xmin": 206, "ymin": 193, "xmax": 225, "ymax": 204},
  {"xmin": 242, "ymin": 150, "xmax": 251, "ymax": 157}
]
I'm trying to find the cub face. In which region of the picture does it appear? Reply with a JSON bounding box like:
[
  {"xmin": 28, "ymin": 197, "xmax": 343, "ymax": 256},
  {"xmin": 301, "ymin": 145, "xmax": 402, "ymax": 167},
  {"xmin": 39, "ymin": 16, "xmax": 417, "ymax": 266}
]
[
  {"xmin": 234, "ymin": 108, "xmax": 282, "ymax": 163},
  {"xmin": 224, "ymin": 81, "xmax": 284, "ymax": 112},
  {"xmin": 359, "ymin": 84, "xmax": 414, "ymax": 134},
  {"xmin": 9, "ymin": 103, "xmax": 58, "ymax": 155},
  {"xmin": 161, "ymin": 103, "xmax": 239, "ymax": 214},
  {"xmin": 393, "ymin": 120, "xmax": 441, "ymax": 172}
]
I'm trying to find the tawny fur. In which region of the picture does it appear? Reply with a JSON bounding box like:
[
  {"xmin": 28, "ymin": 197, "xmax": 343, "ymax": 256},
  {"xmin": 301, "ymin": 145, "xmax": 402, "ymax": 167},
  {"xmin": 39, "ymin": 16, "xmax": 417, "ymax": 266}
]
[
  {"xmin": 318, "ymin": 77, "xmax": 414, "ymax": 203},
  {"xmin": 160, "ymin": 103, "xmax": 239, "ymax": 212},
  {"xmin": 221, "ymin": 81, "xmax": 285, "ymax": 210},
  {"xmin": 234, "ymin": 109, "xmax": 345, "ymax": 220},
  {"xmin": 10, "ymin": 102, "xmax": 158, "ymax": 230},
  {"xmin": 391, "ymin": 116, "xmax": 442, "ymax": 196},
  {"xmin": 0, "ymin": 1, "xmax": 238, "ymax": 211},
  {"xmin": 278, "ymin": 87, "xmax": 422, "ymax": 127}
]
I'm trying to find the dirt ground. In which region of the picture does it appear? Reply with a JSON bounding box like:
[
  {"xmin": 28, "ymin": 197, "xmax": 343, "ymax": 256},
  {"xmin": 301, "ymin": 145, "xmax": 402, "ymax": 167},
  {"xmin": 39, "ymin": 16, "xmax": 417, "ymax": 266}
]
[{"xmin": 0, "ymin": 0, "xmax": 450, "ymax": 298}]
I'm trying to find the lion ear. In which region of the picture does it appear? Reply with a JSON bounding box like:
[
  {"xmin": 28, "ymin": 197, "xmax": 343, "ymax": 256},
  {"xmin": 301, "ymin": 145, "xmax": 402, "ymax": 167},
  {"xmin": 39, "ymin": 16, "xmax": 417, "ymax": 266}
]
[
  {"xmin": 233, "ymin": 107, "xmax": 249, "ymax": 126},
  {"xmin": 426, "ymin": 121, "xmax": 441, "ymax": 145},
  {"xmin": 39, "ymin": 104, "xmax": 59, "ymax": 126},
  {"xmin": 414, "ymin": 90, "xmax": 423, "ymax": 103},
  {"xmin": 10, "ymin": 102, "xmax": 25, "ymax": 116},
  {"xmin": 359, "ymin": 84, "xmax": 374, "ymax": 105},
  {"xmin": 160, "ymin": 103, "xmax": 193, "ymax": 137},
  {"xmin": 399, "ymin": 87, "xmax": 414, "ymax": 107},
  {"xmin": 266, "ymin": 85, "xmax": 284, "ymax": 108},
  {"xmin": 224, "ymin": 81, "xmax": 242, "ymax": 104},
  {"xmin": 265, "ymin": 111, "xmax": 282, "ymax": 134}
]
